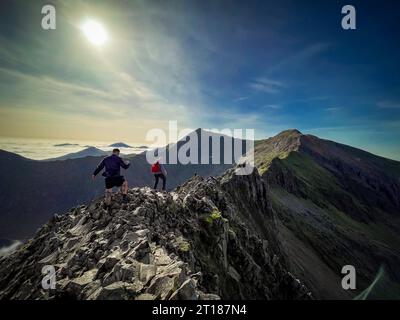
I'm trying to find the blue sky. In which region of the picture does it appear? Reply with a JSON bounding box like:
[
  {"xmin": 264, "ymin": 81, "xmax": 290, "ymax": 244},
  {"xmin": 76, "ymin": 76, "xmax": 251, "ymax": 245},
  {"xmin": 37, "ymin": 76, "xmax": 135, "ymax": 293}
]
[{"xmin": 0, "ymin": 0, "xmax": 399, "ymax": 159}]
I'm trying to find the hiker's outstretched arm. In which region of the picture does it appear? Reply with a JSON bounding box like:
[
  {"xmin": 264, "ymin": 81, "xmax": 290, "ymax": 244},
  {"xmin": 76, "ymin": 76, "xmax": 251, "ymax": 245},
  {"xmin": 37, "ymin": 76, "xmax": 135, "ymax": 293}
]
[
  {"xmin": 93, "ymin": 159, "xmax": 105, "ymax": 176},
  {"xmin": 120, "ymin": 158, "xmax": 130, "ymax": 169}
]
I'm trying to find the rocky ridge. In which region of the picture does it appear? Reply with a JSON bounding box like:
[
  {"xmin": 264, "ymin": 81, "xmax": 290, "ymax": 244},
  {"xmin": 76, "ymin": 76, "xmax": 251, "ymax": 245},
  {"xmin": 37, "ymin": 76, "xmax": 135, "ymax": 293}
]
[{"xmin": 0, "ymin": 167, "xmax": 311, "ymax": 300}]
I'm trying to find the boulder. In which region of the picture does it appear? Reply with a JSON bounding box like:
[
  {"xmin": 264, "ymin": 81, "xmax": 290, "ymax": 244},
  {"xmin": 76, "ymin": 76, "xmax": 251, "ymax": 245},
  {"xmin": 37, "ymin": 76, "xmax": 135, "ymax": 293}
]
[
  {"xmin": 67, "ymin": 269, "xmax": 98, "ymax": 297},
  {"xmin": 138, "ymin": 263, "xmax": 157, "ymax": 285},
  {"xmin": 89, "ymin": 282, "xmax": 130, "ymax": 300},
  {"xmin": 135, "ymin": 293, "xmax": 156, "ymax": 300},
  {"xmin": 169, "ymin": 279, "xmax": 198, "ymax": 300},
  {"xmin": 146, "ymin": 275, "xmax": 176, "ymax": 300}
]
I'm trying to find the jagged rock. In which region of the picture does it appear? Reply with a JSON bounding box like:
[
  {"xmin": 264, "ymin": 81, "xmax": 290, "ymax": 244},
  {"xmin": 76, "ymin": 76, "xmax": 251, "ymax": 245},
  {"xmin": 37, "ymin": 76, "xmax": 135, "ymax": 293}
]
[
  {"xmin": 146, "ymin": 275, "xmax": 176, "ymax": 300},
  {"xmin": 131, "ymin": 240, "xmax": 152, "ymax": 263},
  {"xmin": 81, "ymin": 280, "xmax": 101, "ymax": 299},
  {"xmin": 135, "ymin": 293, "xmax": 156, "ymax": 300},
  {"xmin": 38, "ymin": 250, "xmax": 59, "ymax": 267},
  {"xmin": 170, "ymin": 279, "xmax": 198, "ymax": 300},
  {"xmin": 113, "ymin": 261, "xmax": 138, "ymax": 282},
  {"xmin": 104, "ymin": 250, "xmax": 122, "ymax": 269},
  {"xmin": 125, "ymin": 280, "xmax": 144, "ymax": 295},
  {"xmin": 64, "ymin": 237, "xmax": 80, "ymax": 250},
  {"xmin": 154, "ymin": 248, "xmax": 173, "ymax": 266},
  {"xmin": 228, "ymin": 265, "xmax": 241, "ymax": 282},
  {"xmin": 135, "ymin": 229, "xmax": 150, "ymax": 238},
  {"xmin": 199, "ymin": 292, "xmax": 221, "ymax": 300},
  {"xmin": 138, "ymin": 263, "xmax": 157, "ymax": 285},
  {"xmin": 122, "ymin": 231, "xmax": 138, "ymax": 243},
  {"xmin": 89, "ymin": 282, "xmax": 130, "ymax": 300},
  {"xmin": 67, "ymin": 269, "xmax": 98, "ymax": 294},
  {"xmin": 91, "ymin": 210, "xmax": 102, "ymax": 220}
]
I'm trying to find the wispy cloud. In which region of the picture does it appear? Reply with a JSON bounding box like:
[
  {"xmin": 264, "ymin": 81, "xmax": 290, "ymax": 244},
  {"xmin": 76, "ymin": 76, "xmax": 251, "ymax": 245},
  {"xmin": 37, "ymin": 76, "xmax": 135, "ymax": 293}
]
[
  {"xmin": 249, "ymin": 77, "xmax": 285, "ymax": 94},
  {"xmin": 267, "ymin": 42, "xmax": 330, "ymax": 75},
  {"xmin": 0, "ymin": 240, "xmax": 22, "ymax": 257},
  {"xmin": 234, "ymin": 96, "xmax": 249, "ymax": 102},
  {"xmin": 377, "ymin": 101, "xmax": 400, "ymax": 109},
  {"xmin": 264, "ymin": 104, "xmax": 282, "ymax": 109},
  {"xmin": 324, "ymin": 107, "xmax": 342, "ymax": 112}
]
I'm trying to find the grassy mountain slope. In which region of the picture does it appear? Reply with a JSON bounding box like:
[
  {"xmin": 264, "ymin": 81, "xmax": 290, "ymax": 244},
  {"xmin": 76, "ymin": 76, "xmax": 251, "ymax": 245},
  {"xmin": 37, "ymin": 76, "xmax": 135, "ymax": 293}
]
[{"xmin": 255, "ymin": 130, "xmax": 400, "ymax": 299}]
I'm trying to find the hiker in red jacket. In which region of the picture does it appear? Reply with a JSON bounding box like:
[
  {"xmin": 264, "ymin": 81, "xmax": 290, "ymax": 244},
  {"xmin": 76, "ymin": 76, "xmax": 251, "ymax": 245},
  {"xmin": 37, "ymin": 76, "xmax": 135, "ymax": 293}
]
[{"xmin": 151, "ymin": 160, "xmax": 167, "ymax": 191}]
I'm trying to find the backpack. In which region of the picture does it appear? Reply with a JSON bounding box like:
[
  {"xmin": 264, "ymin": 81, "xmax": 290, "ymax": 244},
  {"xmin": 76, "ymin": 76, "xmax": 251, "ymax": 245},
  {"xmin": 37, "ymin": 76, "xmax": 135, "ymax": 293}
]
[{"xmin": 151, "ymin": 161, "xmax": 161, "ymax": 173}]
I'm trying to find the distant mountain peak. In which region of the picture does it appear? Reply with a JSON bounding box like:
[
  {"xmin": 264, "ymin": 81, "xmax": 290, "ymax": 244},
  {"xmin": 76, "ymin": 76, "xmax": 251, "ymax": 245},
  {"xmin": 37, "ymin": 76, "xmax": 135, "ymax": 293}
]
[
  {"xmin": 254, "ymin": 130, "xmax": 303, "ymax": 175},
  {"xmin": 109, "ymin": 142, "xmax": 132, "ymax": 148},
  {"xmin": 85, "ymin": 146, "xmax": 102, "ymax": 151},
  {"xmin": 46, "ymin": 146, "xmax": 108, "ymax": 161},
  {"xmin": 276, "ymin": 129, "xmax": 302, "ymax": 137},
  {"xmin": 0, "ymin": 149, "xmax": 30, "ymax": 161}
]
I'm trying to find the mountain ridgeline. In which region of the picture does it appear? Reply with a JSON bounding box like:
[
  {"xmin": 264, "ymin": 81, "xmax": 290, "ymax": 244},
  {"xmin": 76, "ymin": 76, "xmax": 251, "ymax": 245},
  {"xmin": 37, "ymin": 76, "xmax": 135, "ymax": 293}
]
[
  {"xmin": 255, "ymin": 129, "xmax": 400, "ymax": 299},
  {"xmin": 0, "ymin": 129, "xmax": 400, "ymax": 299}
]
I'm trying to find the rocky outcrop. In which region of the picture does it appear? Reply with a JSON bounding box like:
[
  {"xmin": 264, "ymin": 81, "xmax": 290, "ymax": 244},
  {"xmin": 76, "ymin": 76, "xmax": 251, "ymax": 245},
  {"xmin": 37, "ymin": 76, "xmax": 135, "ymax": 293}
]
[
  {"xmin": 264, "ymin": 157, "xmax": 302, "ymax": 196},
  {"xmin": 0, "ymin": 168, "xmax": 311, "ymax": 300}
]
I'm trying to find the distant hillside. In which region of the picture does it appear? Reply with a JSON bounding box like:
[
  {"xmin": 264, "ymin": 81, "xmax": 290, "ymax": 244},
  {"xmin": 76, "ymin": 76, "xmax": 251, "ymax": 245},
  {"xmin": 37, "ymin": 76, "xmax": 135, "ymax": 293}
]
[
  {"xmin": 53, "ymin": 143, "xmax": 79, "ymax": 147},
  {"xmin": 46, "ymin": 147, "xmax": 108, "ymax": 161},
  {"xmin": 255, "ymin": 129, "xmax": 400, "ymax": 299}
]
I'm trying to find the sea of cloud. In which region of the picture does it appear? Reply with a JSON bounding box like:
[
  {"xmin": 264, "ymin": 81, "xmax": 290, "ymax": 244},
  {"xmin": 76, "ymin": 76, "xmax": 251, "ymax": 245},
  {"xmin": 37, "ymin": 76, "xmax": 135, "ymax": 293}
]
[
  {"xmin": 0, "ymin": 137, "xmax": 149, "ymax": 160},
  {"xmin": 0, "ymin": 240, "xmax": 22, "ymax": 257}
]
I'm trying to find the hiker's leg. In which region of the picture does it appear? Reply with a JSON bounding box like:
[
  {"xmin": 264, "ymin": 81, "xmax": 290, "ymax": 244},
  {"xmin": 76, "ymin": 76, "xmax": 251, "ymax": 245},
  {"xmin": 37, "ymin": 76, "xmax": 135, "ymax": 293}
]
[
  {"xmin": 120, "ymin": 179, "xmax": 128, "ymax": 203},
  {"xmin": 161, "ymin": 174, "xmax": 166, "ymax": 191},
  {"xmin": 121, "ymin": 180, "xmax": 128, "ymax": 195},
  {"xmin": 105, "ymin": 189, "xmax": 113, "ymax": 205},
  {"xmin": 154, "ymin": 174, "xmax": 159, "ymax": 189}
]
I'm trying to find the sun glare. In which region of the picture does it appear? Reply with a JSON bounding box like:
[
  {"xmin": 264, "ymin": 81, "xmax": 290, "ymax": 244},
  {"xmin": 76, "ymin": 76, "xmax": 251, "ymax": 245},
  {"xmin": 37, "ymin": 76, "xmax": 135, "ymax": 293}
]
[{"xmin": 81, "ymin": 20, "xmax": 108, "ymax": 46}]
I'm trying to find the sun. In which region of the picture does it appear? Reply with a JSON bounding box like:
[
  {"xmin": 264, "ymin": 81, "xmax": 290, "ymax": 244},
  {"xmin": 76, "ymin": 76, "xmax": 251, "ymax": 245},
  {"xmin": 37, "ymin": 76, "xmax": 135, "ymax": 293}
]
[{"xmin": 81, "ymin": 20, "xmax": 108, "ymax": 46}]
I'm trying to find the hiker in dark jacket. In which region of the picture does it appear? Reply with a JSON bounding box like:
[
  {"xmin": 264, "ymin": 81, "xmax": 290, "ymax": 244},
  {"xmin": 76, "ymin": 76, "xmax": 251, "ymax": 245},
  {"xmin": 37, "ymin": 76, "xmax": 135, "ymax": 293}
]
[
  {"xmin": 92, "ymin": 148, "xmax": 130, "ymax": 205},
  {"xmin": 151, "ymin": 160, "xmax": 167, "ymax": 191}
]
